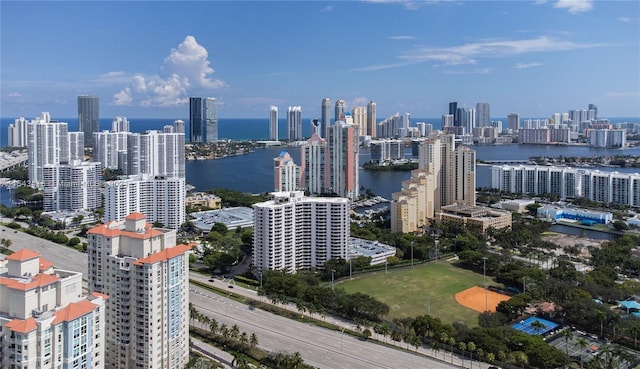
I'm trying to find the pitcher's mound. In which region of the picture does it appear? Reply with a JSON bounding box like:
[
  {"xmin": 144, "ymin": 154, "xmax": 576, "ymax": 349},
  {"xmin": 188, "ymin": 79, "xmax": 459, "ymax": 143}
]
[{"xmin": 455, "ymin": 286, "xmax": 510, "ymax": 313}]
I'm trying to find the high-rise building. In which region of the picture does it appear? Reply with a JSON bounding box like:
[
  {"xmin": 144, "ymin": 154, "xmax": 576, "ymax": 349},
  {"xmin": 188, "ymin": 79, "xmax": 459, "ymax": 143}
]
[
  {"xmin": 273, "ymin": 151, "xmax": 300, "ymax": 192},
  {"xmin": 43, "ymin": 161, "xmax": 101, "ymax": 212},
  {"xmin": 126, "ymin": 130, "xmax": 185, "ymax": 178},
  {"xmin": 7, "ymin": 117, "xmax": 28, "ymax": 147},
  {"xmin": 0, "ymin": 249, "xmax": 107, "ymax": 369},
  {"xmin": 327, "ymin": 121, "xmax": 359, "ymax": 200},
  {"xmin": 476, "ymin": 102, "xmax": 490, "ymax": 127},
  {"xmin": 351, "ymin": 106, "xmax": 367, "ymax": 136},
  {"xmin": 392, "ymin": 134, "xmax": 476, "ymax": 233},
  {"xmin": 94, "ymin": 130, "xmax": 130, "ymax": 170},
  {"xmin": 321, "ymin": 98, "xmax": 331, "ymax": 137},
  {"xmin": 103, "ymin": 176, "xmax": 186, "ymax": 229},
  {"xmin": 311, "ymin": 119, "xmax": 321, "ymax": 136},
  {"xmin": 204, "ymin": 97, "xmax": 218, "ymax": 142},
  {"xmin": 253, "ymin": 191, "xmax": 349, "ymax": 273},
  {"xmin": 189, "ymin": 97, "xmax": 203, "ymax": 143},
  {"xmin": 269, "ymin": 106, "xmax": 279, "ymax": 140},
  {"xmin": 112, "ymin": 116, "xmax": 130, "ymax": 132},
  {"xmin": 588, "ymin": 104, "xmax": 598, "ymax": 120},
  {"xmin": 334, "ymin": 100, "xmax": 346, "ymax": 122},
  {"xmin": 27, "ymin": 114, "xmax": 70, "ymax": 187},
  {"xmin": 300, "ymin": 133, "xmax": 328, "ymax": 195},
  {"xmin": 87, "ymin": 213, "xmax": 191, "ymax": 368},
  {"xmin": 507, "ymin": 113, "xmax": 520, "ymax": 131},
  {"xmin": 173, "ymin": 120, "xmax": 185, "ymax": 134},
  {"xmin": 366, "ymin": 100, "xmax": 377, "ymax": 138},
  {"xmin": 78, "ymin": 95, "xmax": 99, "ymax": 148},
  {"xmin": 465, "ymin": 108, "xmax": 476, "ymax": 134},
  {"xmin": 441, "ymin": 114, "xmax": 454, "ymax": 128},
  {"xmin": 455, "ymin": 108, "xmax": 465, "ymax": 128},
  {"xmin": 448, "ymin": 102, "xmax": 458, "ymax": 126},
  {"xmin": 287, "ymin": 106, "xmax": 302, "ymax": 141}
]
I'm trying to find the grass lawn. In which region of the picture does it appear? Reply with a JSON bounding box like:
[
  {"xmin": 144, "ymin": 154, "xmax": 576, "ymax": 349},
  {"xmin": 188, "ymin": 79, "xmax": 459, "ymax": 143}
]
[{"xmin": 337, "ymin": 261, "xmax": 498, "ymax": 327}]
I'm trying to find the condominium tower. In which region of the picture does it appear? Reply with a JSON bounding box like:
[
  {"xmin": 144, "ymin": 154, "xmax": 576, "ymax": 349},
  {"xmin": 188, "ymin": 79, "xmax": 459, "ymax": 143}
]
[
  {"xmin": 273, "ymin": 151, "xmax": 300, "ymax": 192},
  {"xmin": 87, "ymin": 213, "xmax": 191, "ymax": 369},
  {"xmin": 366, "ymin": 100, "xmax": 377, "ymax": 138},
  {"xmin": 476, "ymin": 102, "xmax": 490, "ymax": 127},
  {"xmin": 78, "ymin": 95, "xmax": 99, "ymax": 148},
  {"xmin": 321, "ymin": 98, "xmax": 331, "ymax": 137},
  {"xmin": 334, "ymin": 100, "xmax": 346, "ymax": 122},
  {"xmin": 351, "ymin": 106, "xmax": 367, "ymax": 136},
  {"xmin": 189, "ymin": 97, "xmax": 203, "ymax": 143},
  {"xmin": 0, "ymin": 249, "xmax": 107, "ymax": 369},
  {"xmin": 287, "ymin": 106, "xmax": 302, "ymax": 141},
  {"xmin": 269, "ymin": 106, "xmax": 278, "ymax": 140},
  {"xmin": 203, "ymin": 97, "xmax": 218, "ymax": 142},
  {"xmin": 253, "ymin": 191, "xmax": 349, "ymax": 273}
]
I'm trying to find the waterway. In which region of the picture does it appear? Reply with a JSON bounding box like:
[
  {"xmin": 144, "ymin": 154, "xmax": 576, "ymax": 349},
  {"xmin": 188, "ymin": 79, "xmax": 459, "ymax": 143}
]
[{"xmin": 548, "ymin": 224, "xmax": 619, "ymax": 241}]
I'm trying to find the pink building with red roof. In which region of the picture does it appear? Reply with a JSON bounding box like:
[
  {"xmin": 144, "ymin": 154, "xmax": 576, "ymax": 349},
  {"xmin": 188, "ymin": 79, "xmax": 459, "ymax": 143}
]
[{"xmin": 0, "ymin": 249, "xmax": 106, "ymax": 368}]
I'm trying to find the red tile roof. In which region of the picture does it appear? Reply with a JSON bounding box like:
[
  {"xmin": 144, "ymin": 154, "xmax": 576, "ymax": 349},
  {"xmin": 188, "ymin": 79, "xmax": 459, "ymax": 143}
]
[
  {"xmin": 39, "ymin": 258, "xmax": 54, "ymax": 272},
  {"xmin": 90, "ymin": 292, "xmax": 109, "ymax": 300},
  {"xmin": 125, "ymin": 212, "xmax": 147, "ymax": 220},
  {"xmin": 0, "ymin": 273, "xmax": 60, "ymax": 291},
  {"xmin": 133, "ymin": 244, "xmax": 192, "ymax": 266},
  {"xmin": 87, "ymin": 223, "xmax": 164, "ymax": 240},
  {"xmin": 53, "ymin": 299, "xmax": 99, "ymax": 325},
  {"xmin": 5, "ymin": 317, "xmax": 38, "ymax": 334},
  {"xmin": 6, "ymin": 249, "xmax": 40, "ymax": 261}
]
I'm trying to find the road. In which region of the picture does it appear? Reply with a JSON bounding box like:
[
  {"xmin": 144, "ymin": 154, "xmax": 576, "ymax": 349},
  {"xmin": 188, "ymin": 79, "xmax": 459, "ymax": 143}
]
[{"xmin": 1, "ymin": 226, "xmax": 488, "ymax": 369}]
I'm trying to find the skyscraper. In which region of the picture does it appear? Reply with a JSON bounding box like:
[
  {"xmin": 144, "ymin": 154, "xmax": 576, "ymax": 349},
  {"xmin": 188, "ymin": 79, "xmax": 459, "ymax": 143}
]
[
  {"xmin": 273, "ymin": 151, "xmax": 300, "ymax": 192},
  {"xmin": 189, "ymin": 97, "xmax": 203, "ymax": 143},
  {"xmin": 27, "ymin": 114, "xmax": 70, "ymax": 186},
  {"xmin": 7, "ymin": 117, "xmax": 28, "ymax": 147},
  {"xmin": 366, "ymin": 100, "xmax": 377, "ymax": 138},
  {"xmin": 87, "ymin": 213, "xmax": 191, "ymax": 368},
  {"xmin": 327, "ymin": 121, "xmax": 359, "ymax": 200},
  {"xmin": 351, "ymin": 106, "xmax": 367, "ymax": 136},
  {"xmin": 270, "ymin": 106, "xmax": 279, "ymax": 140},
  {"xmin": 507, "ymin": 113, "xmax": 520, "ymax": 131},
  {"xmin": 448, "ymin": 102, "xmax": 458, "ymax": 126},
  {"xmin": 321, "ymin": 98, "xmax": 331, "ymax": 137},
  {"xmin": 588, "ymin": 103, "xmax": 598, "ymax": 120},
  {"xmin": 476, "ymin": 102, "xmax": 491, "ymax": 127},
  {"xmin": 287, "ymin": 106, "xmax": 302, "ymax": 141},
  {"xmin": 78, "ymin": 95, "xmax": 99, "ymax": 148},
  {"xmin": 335, "ymin": 99, "xmax": 346, "ymax": 122},
  {"xmin": 204, "ymin": 97, "xmax": 218, "ymax": 142}
]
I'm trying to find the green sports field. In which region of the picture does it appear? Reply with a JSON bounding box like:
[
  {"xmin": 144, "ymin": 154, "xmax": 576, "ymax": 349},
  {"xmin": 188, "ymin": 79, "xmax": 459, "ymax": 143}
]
[{"xmin": 337, "ymin": 261, "xmax": 493, "ymax": 327}]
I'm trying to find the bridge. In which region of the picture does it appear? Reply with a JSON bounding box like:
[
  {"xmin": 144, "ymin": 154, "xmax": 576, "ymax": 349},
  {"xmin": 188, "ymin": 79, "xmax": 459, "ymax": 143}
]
[
  {"xmin": 0, "ymin": 152, "xmax": 28, "ymax": 172},
  {"xmin": 481, "ymin": 159, "xmax": 535, "ymax": 165}
]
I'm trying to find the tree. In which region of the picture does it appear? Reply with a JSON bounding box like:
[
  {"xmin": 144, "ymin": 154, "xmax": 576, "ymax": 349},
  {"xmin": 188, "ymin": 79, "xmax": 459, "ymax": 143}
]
[
  {"xmin": 595, "ymin": 309, "xmax": 606, "ymax": 338},
  {"xmin": 577, "ymin": 338, "xmax": 588, "ymax": 368},
  {"xmin": 448, "ymin": 337, "xmax": 456, "ymax": 363},
  {"xmin": 531, "ymin": 319, "xmax": 546, "ymax": 335},
  {"xmin": 249, "ymin": 332, "xmax": 259, "ymax": 348},
  {"xmin": 209, "ymin": 319, "xmax": 218, "ymax": 336},
  {"xmin": 467, "ymin": 341, "xmax": 476, "ymax": 369},
  {"xmin": 563, "ymin": 329, "xmax": 574, "ymax": 357},
  {"xmin": 458, "ymin": 342, "xmax": 466, "ymax": 366}
]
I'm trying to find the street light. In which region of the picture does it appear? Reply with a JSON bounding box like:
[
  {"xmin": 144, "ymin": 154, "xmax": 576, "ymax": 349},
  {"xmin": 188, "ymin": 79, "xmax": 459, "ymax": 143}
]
[
  {"xmin": 482, "ymin": 256, "xmax": 488, "ymax": 312},
  {"xmin": 331, "ymin": 269, "xmax": 336, "ymax": 290},
  {"xmin": 434, "ymin": 237, "xmax": 439, "ymax": 263},
  {"xmin": 411, "ymin": 241, "xmax": 414, "ymax": 268},
  {"xmin": 349, "ymin": 258, "xmax": 352, "ymax": 280}
]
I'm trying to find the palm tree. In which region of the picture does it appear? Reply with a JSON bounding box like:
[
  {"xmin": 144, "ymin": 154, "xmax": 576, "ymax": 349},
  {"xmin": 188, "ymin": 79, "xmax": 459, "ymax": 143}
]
[
  {"xmin": 467, "ymin": 341, "xmax": 476, "ymax": 369},
  {"xmin": 230, "ymin": 324, "xmax": 240, "ymax": 341},
  {"xmin": 458, "ymin": 342, "xmax": 467, "ymax": 366},
  {"xmin": 439, "ymin": 332, "xmax": 449, "ymax": 361},
  {"xmin": 219, "ymin": 324, "xmax": 229, "ymax": 341},
  {"xmin": 576, "ymin": 338, "xmax": 588, "ymax": 368},
  {"xmin": 239, "ymin": 332, "xmax": 249, "ymax": 347},
  {"xmin": 189, "ymin": 303, "xmax": 197, "ymax": 325},
  {"xmin": 595, "ymin": 309, "xmax": 606, "ymax": 338},
  {"xmin": 531, "ymin": 319, "xmax": 546, "ymax": 335},
  {"xmin": 476, "ymin": 348, "xmax": 484, "ymax": 366},
  {"xmin": 448, "ymin": 337, "xmax": 456, "ymax": 363},
  {"xmin": 563, "ymin": 329, "xmax": 574, "ymax": 357},
  {"xmin": 631, "ymin": 324, "xmax": 640, "ymax": 349},
  {"xmin": 208, "ymin": 319, "xmax": 219, "ymax": 336},
  {"xmin": 486, "ymin": 352, "xmax": 495, "ymax": 366},
  {"xmin": 249, "ymin": 332, "xmax": 259, "ymax": 348}
]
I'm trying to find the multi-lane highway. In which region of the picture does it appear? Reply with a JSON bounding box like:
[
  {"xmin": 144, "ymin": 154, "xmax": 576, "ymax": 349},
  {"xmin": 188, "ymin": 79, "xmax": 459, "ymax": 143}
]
[{"xmin": 1, "ymin": 224, "xmax": 484, "ymax": 369}]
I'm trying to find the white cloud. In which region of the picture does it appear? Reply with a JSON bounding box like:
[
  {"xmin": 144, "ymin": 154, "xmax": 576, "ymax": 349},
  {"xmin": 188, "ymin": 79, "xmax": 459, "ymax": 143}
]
[
  {"xmin": 363, "ymin": 0, "xmax": 451, "ymax": 10},
  {"xmin": 355, "ymin": 36, "xmax": 607, "ymax": 71},
  {"xmin": 321, "ymin": 5, "xmax": 333, "ymax": 12},
  {"xmin": 553, "ymin": 0, "xmax": 593, "ymax": 14},
  {"xmin": 8, "ymin": 92, "xmax": 22, "ymax": 97},
  {"xmin": 349, "ymin": 97, "xmax": 370, "ymax": 108},
  {"xmin": 617, "ymin": 16, "xmax": 640, "ymax": 23},
  {"xmin": 514, "ymin": 62, "xmax": 544, "ymax": 69},
  {"xmin": 112, "ymin": 35, "xmax": 227, "ymax": 107},
  {"xmin": 387, "ymin": 35, "xmax": 415, "ymax": 40},
  {"xmin": 442, "ymin": 67, "xmax": 493, "ymax": 75}
]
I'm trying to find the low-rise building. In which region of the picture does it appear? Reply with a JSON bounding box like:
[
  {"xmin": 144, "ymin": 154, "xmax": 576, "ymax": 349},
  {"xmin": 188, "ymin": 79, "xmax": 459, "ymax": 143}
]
[
  {"xmin": 437, "ymin": 205, "xmax": 512, "ymax": 233},
  {"xmin": 536, "ymin": 205, "xmax": 613, "ymax": 224},
  {"xmin": 349, "ymin": 238, "xmax": 396, "ymax": 265},
  {"xmin": 185, "ymin": 192, "xmax": 222, "ymax": 210}
]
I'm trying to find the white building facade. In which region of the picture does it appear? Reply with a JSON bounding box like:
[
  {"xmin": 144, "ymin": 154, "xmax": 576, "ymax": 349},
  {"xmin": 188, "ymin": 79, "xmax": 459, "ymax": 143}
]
[{"xmin": 253, "ymin": 191, "xmax": 350, "ymax": 273}]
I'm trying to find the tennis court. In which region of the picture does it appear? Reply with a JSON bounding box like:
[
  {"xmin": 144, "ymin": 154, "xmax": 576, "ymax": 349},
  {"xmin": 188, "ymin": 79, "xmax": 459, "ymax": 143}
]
[{"xmin": 511, "ymin": 316, "xmax": 559, "ymax": 335}]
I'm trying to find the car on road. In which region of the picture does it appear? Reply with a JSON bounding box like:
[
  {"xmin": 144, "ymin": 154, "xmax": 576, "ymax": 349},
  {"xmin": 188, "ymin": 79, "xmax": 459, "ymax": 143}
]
[
  {"xmin": 208, "ymin": 279, "xmax": 215, "ymax": 282},
  {"xmin": 228, "ymin": 285, "xmax": 234, "ymax": 289}
]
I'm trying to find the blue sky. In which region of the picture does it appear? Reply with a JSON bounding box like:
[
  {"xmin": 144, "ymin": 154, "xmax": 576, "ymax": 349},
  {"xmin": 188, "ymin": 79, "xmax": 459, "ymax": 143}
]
[{"xmin": 1, "ymin": 0, "xmax": 639, "ymax": 119}]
